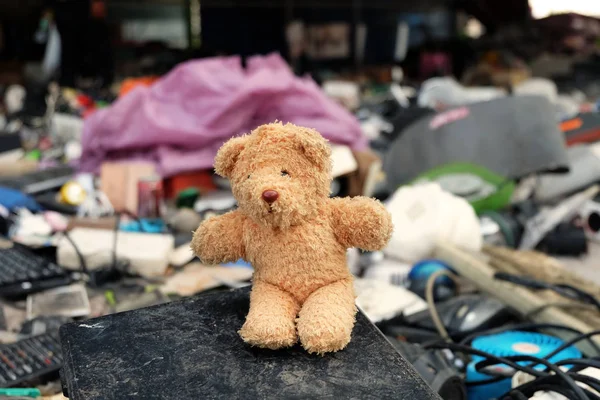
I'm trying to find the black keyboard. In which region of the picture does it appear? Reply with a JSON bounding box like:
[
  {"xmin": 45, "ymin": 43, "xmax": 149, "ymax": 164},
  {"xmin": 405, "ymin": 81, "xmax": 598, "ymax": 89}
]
[
  {"xmin": 0, "ymin": 133, "xmax": 21, "ymax": 154},
  {"xmin": 0, "ymin": 247, "xmax": 72, "ymax": 297},
  {"xmin": 0, "ymin": 165, "xmax": 74, "ymax": 194},
  {"xmin": 0, "ymin": 331, "xmax": 62, "ymax": 387}
]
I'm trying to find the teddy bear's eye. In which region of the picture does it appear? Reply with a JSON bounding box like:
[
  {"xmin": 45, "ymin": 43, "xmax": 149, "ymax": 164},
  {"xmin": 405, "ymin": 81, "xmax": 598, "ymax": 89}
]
[
  {"xmin": 281, "ymin": 170, "xmax": 289, "ymax": 177},
  {"xmin": 247, "ymin": 174, "xmax": 251, "ymax": 179}
]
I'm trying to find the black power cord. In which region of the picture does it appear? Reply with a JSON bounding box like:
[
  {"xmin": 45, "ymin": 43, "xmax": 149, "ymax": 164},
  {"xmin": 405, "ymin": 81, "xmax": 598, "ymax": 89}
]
[
  {"xmin": 459, "ymin": 325, "xmax": 600, "ymax": 388},
  {"xmin": 545, "ymin": 331, "xmax": 600, "ymax": 362},
  {"xmin": 494, "ymin": 272, "xmax": 600, "ymax": 312},
  {"xmin": 432, "ymin": 331, "xmax": 600, "ymax": 399},
  {"xmin": 460, "ymin": 323, "xmax": 600, "ymax": 355},
  {"xmin": 505, "ymin": 375, "xmax": 600, "ymax": 400},
  {"xmin": 62, "ymin": 211, "xmax": 153, "ymax": 287},
  {"xmin": 556, "ymin": 358, "xmax": 600, "ymax": 371},
  {"xmin": 62, "ymin": 230, "xmax": 88, "ymax": 274},
  {"xmin": 425, "ymin": 341, "xmax": 594, "ymax": 400},
  {"xmin": 422, "ymin": 272, "xmax": 600, "ymax": 396},
  {"xmin": 474, "ymin": 354, "xmax": 596, "ymax": 395}
]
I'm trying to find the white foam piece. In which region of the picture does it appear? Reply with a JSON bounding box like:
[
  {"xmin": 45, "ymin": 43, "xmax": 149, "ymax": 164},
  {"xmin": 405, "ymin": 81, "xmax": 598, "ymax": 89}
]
[{"xmin": 57, "ymin": 228, "xmax": 174, "ymax": 278}]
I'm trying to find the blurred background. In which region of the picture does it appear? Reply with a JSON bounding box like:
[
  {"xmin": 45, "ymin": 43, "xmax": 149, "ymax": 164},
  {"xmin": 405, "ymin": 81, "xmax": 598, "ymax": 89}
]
[
  {"xmin": 0, "ymin": 0, "xmax": 598, "ymax": 91},
  {"xmin": 2, "ymin": 1, "xmax": 600, "ymax": 400}
]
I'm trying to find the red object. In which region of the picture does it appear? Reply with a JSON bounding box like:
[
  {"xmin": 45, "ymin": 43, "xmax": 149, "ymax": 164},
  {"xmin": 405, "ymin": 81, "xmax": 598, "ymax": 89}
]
[
  {"xmin": 91, "ymin": 0, "xmax": 107, "ymax": 18},
  {"xmin": 82, "ymin": 107, "xmax": 97, "ymax": 118},
  {"xmin": 581, "ymin": 103, "xmax": 595, "ymax": 113},
  {"xmin": 0, "ymin": 353, "xmax": 14, "ymax": 369},
  {"xmin": 137, "ymin": 176, "xmax": 165, "ymax": 218},
  {"xmin": 163, "ymin": 170, "xmax": 217, "ymax": 199},
  {"xmin": 76, "ymin": 94, "xmax": 94, "ymax": 109},
  {"xmin": 262, "ymin": 190, "xmax": 279, "ymax": 203},
  {"xmin": 565, "ymin": 129, "xmax": 600, "ymax": 146},
  {"xmin": 39, "ymin": 136, "xmax": 53, "ymax": 151},
  {"xmin": 420, "ymin": 52, "xmax": 452, "ymax": 80}
]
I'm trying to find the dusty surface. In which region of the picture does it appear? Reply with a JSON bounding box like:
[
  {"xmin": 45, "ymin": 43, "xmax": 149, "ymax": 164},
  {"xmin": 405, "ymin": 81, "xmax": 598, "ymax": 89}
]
[{"xmin": 59, "ymin": 287, "xmax": 439, "ymax": 400}]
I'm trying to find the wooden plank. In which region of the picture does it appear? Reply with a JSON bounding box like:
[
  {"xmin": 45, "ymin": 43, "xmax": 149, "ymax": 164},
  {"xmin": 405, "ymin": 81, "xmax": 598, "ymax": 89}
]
[{"xmin": 433, "ymin": 241, "xmax": 600, "ymax": 351}]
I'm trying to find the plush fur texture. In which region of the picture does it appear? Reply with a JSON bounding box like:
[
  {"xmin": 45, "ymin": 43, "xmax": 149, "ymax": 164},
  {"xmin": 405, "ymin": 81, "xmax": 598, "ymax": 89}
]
[{"xmin": 192, "ymin": 122, "xmax": 393, "ymax": 354}]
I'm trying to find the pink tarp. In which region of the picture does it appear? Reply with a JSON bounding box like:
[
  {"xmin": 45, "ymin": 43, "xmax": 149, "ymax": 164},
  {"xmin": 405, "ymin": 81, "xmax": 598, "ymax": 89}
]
[{"xmin": 80, "ymin": 53, "xmax": 367, "ymax": 177}]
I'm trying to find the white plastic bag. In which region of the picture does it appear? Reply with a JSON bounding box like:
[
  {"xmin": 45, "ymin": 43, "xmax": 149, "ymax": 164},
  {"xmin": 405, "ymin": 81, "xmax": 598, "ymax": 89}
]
[{"xmin": 384, "ymin": 183, "xmax": 482, "ymax": 262}]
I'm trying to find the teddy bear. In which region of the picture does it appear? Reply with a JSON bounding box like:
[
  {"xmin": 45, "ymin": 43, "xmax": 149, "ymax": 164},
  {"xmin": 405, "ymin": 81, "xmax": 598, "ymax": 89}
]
[{"xmin": 191, "ymin": 122, "xmax": 393, "ymax": 354}]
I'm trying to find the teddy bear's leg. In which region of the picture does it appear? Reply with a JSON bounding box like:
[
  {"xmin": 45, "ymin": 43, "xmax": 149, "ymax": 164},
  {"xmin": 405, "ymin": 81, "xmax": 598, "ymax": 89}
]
[
  {"xmin": 296, "ymin": 279, "xmax": 356, "ymax": 355},
  {"xmin": 239, "ymin": 281, "xmax": 300, "ymax": 350}
]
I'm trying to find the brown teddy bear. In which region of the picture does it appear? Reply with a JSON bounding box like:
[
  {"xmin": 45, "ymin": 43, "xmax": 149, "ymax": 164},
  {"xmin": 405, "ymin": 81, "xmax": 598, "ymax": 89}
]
[{"xmin": 192, "ymin": 122, "xmax": 393, "ymax": 354}]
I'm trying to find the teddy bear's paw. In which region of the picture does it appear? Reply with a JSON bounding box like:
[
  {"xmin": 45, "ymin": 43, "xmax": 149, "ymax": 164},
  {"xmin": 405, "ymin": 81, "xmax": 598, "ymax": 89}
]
[
  {"xmin": 297, "ymin": 321, "xmax": 352, "ymax": 355},
  {"xmin": 239, "ymin": 318, "xmax": 298, "ymax": 350}
]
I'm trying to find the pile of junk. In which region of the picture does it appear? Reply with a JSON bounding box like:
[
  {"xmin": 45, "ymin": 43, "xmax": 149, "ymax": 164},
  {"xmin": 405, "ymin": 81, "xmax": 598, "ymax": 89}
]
[{"xmin": 1, "ymin": 52, "xmax": 600, "ymax": 399}]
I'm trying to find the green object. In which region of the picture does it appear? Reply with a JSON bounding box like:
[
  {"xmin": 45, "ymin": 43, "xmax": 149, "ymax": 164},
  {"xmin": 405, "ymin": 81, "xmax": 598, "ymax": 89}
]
[
  {"xmin": 145, "ymin": 285, "xmax": 159, "ymax": 293},
  {"xmin": 410, "ymin": 162, "xmax": 515, "ymax": 214},
  {"xmin": 480, "ymin": 210, "xmax": 517, "ymax": 248},
  {"xmin": 96, "ymin": 100, "xmax": 109, "ymax": 108},
  {"xmin": 105, "ymin": 290, "xmax": 117, "ymax": 307},
  {"xmin": 0, "ymin": 388, "xmax": 41, "ymax": 397},
  {"xmin": 24, "ymin": 149, "xmax": 41, "ymax": 161},
  {"xmin": 176, "ymin": 188, "xmax": 200, "ymax": 209}
]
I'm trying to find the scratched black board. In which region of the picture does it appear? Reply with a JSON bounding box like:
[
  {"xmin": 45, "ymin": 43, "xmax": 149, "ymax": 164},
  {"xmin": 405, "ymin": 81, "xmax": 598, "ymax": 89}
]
[{"xmin": 59, "ymin": 287, "xmax": 440, "ymax": 400}]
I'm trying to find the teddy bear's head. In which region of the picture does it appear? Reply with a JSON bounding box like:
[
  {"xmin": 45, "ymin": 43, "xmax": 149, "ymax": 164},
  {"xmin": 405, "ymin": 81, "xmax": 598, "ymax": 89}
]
[{"xmin": 214, "ymin": 122, "xmax": 332, "ymax": 229}]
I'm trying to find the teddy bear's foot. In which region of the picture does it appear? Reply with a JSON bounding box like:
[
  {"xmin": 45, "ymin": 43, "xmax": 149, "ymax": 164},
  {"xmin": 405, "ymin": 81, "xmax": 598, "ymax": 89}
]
[
  {"xmin": 239, "ymin": 318, "xmax": 297, "ymax": 350},
  {"xmin": 297, "ymin": 279, "xmax": 357, "ymax": 355},
  {"xmin": 239, "ymin": 281, "xmax": 300, "ymax": 350}
]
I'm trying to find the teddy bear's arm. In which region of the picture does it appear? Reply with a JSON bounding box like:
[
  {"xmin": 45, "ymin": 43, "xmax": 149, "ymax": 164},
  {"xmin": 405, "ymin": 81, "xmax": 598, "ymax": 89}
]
[
  {"xmin": 191, "ymin": 210, "xmax": 246, "ymax": 265},
  {"xmin": 329, "ymin": 197, "xmax": 393, "ymax": 251}
]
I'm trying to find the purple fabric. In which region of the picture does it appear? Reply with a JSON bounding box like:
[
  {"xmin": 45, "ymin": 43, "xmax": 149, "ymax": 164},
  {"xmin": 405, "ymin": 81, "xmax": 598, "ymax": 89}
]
[{"xmin": 80, "ymin": 53, "xmax": 367, "ymax": 177}]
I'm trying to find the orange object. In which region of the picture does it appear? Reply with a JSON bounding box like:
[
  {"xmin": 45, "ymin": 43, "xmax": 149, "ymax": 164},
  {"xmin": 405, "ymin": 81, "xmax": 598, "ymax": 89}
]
[
  {"xmin": 119, "ymin": 76, "xmax": 160, "ymax": 98},
  {"xmin": 560, "ymin": 118, "xmax": 583, "ymax": 132}
]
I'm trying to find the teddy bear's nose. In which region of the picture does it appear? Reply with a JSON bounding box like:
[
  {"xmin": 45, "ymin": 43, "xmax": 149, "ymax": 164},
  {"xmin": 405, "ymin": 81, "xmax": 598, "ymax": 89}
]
[{"xmin": 262, "ymin": 190, "xmax": 279, "ymax": 204}]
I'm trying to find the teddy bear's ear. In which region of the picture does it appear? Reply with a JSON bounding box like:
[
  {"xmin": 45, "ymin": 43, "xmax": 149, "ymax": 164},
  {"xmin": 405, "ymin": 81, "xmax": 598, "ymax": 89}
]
[
  {"xmin": 214, "ymin": 135, "xmax": 248, "ymax": 178},
  {"xmin": 298, "ymin": 129, "xmax": 332, "ymax": 172}
]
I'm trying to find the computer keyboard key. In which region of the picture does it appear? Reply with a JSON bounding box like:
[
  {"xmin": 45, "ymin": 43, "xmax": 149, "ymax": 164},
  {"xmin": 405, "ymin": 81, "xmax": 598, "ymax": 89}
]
[
  {"xmin": 0, "ymin": 332, "xmax": 63, "ymax": 387},
  {"xmin": 27, "ymin": 271, "xmax": 40, "ymax": 279},
  {"xmin": 0, "ymin": 246, "xmax": 70, "ymax": 297},
  {"xmin": 14, "ymin": 273, "xmax": 28, "ymax": 281}
]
